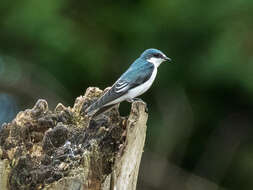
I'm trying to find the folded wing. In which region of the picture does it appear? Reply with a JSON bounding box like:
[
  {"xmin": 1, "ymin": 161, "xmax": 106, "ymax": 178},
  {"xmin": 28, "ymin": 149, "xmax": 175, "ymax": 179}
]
[{"xmin": 86, "ymin": 61, "xmax": 154, "ymax": 115}]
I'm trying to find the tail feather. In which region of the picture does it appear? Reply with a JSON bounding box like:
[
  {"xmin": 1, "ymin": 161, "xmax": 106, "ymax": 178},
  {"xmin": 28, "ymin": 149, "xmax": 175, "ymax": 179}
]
[
  {"xmin": 85, "ymin": 91, "xmax": 111, "ymax": 115},
  {"xmin": 85, "ymin": 97, "xmax": 117, "ymax": 117},
  {"xmin": 85, "ymin": 85, "xmax": 123, "ymax": 116},
  {"xmin": 92, "ymin": 104, "xmax": 117, "ymax": 117},
  {"xmin": 85, "ymin": 100, "xmax": 100, "ymax": 115}
]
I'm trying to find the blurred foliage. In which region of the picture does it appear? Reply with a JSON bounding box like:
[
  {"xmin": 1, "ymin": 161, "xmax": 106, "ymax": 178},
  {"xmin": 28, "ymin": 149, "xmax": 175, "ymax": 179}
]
[{"xmin": 1, "ymin": 0, "xmax": 253, "ymax": 189}]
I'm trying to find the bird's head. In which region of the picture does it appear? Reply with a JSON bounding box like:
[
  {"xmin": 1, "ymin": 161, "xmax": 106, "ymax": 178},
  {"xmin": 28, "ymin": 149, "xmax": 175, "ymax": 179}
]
[{"xmin": 140, "ymin": 48, "xmax": 171, "ymax": 67}]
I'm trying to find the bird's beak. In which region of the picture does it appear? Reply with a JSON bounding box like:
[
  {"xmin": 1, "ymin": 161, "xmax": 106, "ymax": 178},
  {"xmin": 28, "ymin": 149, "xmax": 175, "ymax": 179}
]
[{"xmin": 164, "ymin": 56, "xmax": 172, "ymax": 62}]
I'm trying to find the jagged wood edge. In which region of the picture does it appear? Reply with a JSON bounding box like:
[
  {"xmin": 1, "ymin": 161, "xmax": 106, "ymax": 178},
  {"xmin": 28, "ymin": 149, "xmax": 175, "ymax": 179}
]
[
  {"xmin": 43, "ymin": 101, "xmax": 147, "ymax": 190},
  {"xmin": 0, "ymin": 100, "xmax": 148, "ymax": 190}
]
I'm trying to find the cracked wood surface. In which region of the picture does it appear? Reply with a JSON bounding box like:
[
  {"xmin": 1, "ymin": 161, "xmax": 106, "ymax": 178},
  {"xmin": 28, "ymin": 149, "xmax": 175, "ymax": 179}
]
[{"xmin": 0, "ymin": 87, "xmax": 148, "ymax": 190}]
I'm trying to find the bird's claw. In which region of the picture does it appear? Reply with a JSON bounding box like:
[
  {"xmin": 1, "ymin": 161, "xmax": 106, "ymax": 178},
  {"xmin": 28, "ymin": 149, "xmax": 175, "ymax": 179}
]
[
  {"xmin": 132, "ymin": 98, "xmax": 143, "ymax": 102},
  {"xmin": 133, "ymin": 98, "xmax": 148, "ymax": 113},
  {"xmin": 127, "ymin": 98, "xmax": 148, "ymax": 112},
  {"xmin": 127, "ymin": 98, "xmax": 145, "ymax": 103}
]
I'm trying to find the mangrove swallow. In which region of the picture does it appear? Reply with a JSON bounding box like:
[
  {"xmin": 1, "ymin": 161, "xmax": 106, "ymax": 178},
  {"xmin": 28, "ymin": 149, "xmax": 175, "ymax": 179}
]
[{"xmin": 86, "ymin": 48, "xmax": 171, "ymax": 116}]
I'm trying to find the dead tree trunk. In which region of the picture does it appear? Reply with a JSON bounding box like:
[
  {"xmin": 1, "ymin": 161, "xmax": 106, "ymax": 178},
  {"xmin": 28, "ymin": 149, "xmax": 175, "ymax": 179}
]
[{"xmin": 0, "ymin": 87, "xmax": 148, "ymax": 190}]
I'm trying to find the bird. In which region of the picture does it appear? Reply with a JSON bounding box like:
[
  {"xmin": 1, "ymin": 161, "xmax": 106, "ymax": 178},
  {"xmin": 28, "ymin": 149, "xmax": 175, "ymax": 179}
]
[{"xmin": 85, "ymin": 48, "xmax": 171, "ymax": 116}]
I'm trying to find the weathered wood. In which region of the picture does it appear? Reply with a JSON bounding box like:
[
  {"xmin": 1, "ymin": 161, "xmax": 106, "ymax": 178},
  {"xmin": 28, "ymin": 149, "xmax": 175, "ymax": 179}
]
[
  {"xmin": 0, "ymin": 87, "xmax": 148, "ymax": 190},
  {"xmin": 113, "ymin": 102, "xmax": 147, "ymax": 190}
]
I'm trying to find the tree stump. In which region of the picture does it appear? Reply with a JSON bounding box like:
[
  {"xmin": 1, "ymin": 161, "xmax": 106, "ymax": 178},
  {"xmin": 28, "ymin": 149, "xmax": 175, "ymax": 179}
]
[{"xmin": 0, "ymin": 87, "xmax": 148, "ymax": 190}]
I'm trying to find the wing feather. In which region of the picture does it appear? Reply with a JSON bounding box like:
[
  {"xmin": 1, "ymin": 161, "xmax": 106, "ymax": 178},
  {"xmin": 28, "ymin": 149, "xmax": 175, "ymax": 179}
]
[{"xmin": 115, "ymin": 81, "xmax": 129, "ymax": 92}]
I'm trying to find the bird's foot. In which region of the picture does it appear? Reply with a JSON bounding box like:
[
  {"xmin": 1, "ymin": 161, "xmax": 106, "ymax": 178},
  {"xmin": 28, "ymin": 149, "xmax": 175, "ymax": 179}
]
[
  {"xmin": 132, "ymin": 98, "xmax": 143, "ymax": 102},
  {"xmin": 126, "ymin": 98, "xmax": 148, "ymax": 112},
  {"xmin": 127, "ymin": 98, "xmax": 144, "ymax": 103},
  {"xmin": 133, "ymin": 98, "xmax": 148, "ymax": 113},
  {"xmin": 126, "ymin": 98, "xmax": 134, "ymax": 103}
]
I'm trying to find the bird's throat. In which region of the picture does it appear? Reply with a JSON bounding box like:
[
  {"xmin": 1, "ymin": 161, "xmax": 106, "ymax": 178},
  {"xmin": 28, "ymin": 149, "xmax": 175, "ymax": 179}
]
[{"xmin": 147, "ymin": 57, "xmax": 164, "ymax": 67}]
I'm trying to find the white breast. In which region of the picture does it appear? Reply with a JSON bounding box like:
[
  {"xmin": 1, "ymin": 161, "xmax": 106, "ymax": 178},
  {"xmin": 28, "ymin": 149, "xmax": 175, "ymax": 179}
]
[{"xmin": 127, "ymin": 67, "xmax": 157, "ymax": 98}]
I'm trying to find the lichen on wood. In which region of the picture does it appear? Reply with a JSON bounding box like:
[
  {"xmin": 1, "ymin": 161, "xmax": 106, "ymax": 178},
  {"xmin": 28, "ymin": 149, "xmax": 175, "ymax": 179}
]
[{"xmin": 0, "ymin": 87, "xmax": 148, "ymax": 190}]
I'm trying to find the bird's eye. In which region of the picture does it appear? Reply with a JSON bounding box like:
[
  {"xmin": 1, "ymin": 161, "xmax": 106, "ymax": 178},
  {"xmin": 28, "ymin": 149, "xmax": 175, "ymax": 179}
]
[{"xmin": 154, "ymin": 53, "xmax": 160, "ymax": 58}]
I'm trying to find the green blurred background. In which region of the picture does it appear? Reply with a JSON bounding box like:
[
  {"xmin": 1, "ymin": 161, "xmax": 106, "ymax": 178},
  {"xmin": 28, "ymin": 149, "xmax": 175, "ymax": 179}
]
[{"xmin": 1, "ymin": 0, "xmax": 253, "ymax": 189}]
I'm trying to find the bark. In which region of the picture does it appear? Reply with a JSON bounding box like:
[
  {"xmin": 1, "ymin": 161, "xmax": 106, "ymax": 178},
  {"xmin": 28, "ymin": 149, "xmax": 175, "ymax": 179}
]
[{"xmin": 0, "ymin": 87, "xmax": 148, "ymax": 190}]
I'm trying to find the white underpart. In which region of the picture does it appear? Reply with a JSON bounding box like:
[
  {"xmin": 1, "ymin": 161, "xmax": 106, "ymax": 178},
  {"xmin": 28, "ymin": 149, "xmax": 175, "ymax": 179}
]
[{"xmin": 105, "ymin": 58, "xmax": 165, "ymax": 106}]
